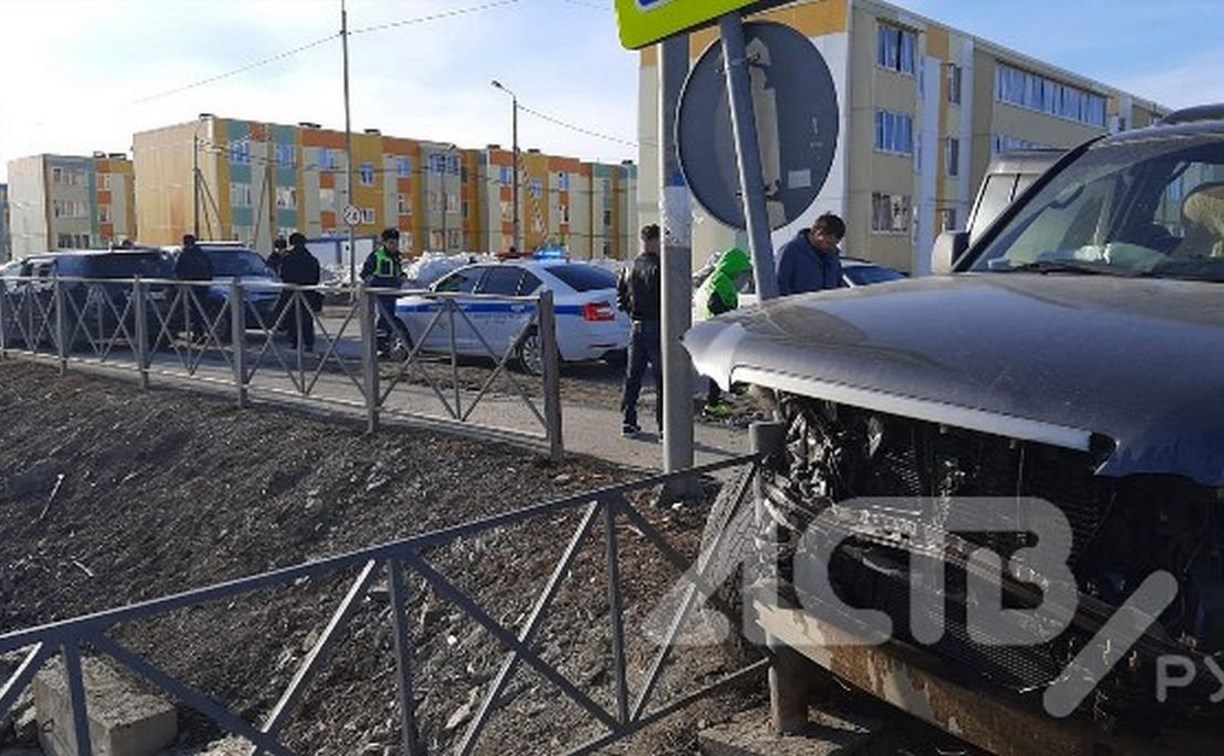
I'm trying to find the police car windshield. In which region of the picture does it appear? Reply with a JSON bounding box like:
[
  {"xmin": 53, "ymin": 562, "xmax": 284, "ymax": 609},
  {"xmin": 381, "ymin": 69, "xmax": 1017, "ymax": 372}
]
[
  {"xmin": 205, "ymin": 250, "xmax": 274, "ymax": 278},
  {"xmin": 548, "ymin": 264, "xmax": 616, "ymax": 292}
]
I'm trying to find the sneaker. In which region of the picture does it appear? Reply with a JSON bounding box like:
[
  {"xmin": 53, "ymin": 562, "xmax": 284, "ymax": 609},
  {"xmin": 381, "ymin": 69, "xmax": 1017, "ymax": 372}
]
[
  {"xmin": 621, "ymin": 423, "xmax": 641, "ymax": 438},
  {"xmin": 702, "ymin": 402, "xmax": 733, "ymax": 419}
]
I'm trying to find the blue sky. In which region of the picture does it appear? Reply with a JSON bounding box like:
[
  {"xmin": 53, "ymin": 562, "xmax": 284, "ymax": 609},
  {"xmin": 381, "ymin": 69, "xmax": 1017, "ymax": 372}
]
[{"xmin": 1, "ymin": 0, "xmax": 1221, "ymax": 184}]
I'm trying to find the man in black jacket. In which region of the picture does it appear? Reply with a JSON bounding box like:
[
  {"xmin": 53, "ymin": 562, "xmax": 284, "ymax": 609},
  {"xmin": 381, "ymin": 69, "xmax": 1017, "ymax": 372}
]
[
  {"xmin": 174, "ymin": 234, "xmax": 213, "ymax": 341},
  {"xmin": 616, "ymin": 224, "xmax": 663, "ymax": 438},
  {"xmin": 279, "ymin": 232, "xmax": 321, "ymax": 351}
]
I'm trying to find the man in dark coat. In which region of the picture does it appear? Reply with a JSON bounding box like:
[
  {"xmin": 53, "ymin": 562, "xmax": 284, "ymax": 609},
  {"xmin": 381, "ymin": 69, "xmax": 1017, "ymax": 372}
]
[
  {"xmin": 775, "ymin": 212, "xmax": 845, "ymax": 296},
  {"xmin": 174, "ymin": 234, "xmax": 213, "ymax": 340},
  {"xmin": 616, "ymin": 224, "xmax": 663, "ymax": 438},
  {"xmin": 279, "ymin": 232, "xmax": 321, "ymax": 351}
]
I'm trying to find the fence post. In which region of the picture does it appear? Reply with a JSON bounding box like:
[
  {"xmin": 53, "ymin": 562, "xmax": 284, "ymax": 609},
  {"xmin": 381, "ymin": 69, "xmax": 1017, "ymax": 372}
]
[
  {"xmin": 231, "ymin": 278, "xmax": 247, "ymax": 408},
  {"xmin": 133, "ymin": 277, "xmax": 149, "ymax": 390},
  {"xmin": 360, "ymin": 285, "xmax": 380, "ymax": 433},
  {"xmin": 61, "ymin": 642, "xmax": 94, "ymax": 755},
  {"xmin": 53, "ymin": 274, "xmax": 67, "ymax": 374},
  {"xmin": 537, "ymin": 290, "xmax": 563, "ymax": 462},
  {"xmin": 388, "ymin": 558, "xmax": 422, "ymax": 755}
]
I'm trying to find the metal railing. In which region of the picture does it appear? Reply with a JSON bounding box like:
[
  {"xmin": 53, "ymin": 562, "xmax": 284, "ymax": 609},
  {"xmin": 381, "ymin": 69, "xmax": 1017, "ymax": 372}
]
[
  {"xmin": 0, "ymin": 274, "xmax": 563, "ymax": 460},
  {"xmin": 0, "ymin": 453, "xmax": 765, "ymax": 755}
]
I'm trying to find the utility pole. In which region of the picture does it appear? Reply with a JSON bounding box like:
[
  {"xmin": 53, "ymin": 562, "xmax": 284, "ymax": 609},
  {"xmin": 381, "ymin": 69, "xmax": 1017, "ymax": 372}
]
[
  {"xmin": 342, "ymin": 0, "xmax": 356, "ymax": 286},
  {"xmin": 193, "ymin": 132, "xmax": 200, "ymax": 238},
  {"xmin": 491, "ymin": 80, "xmax": 520, "ymax": 253}
]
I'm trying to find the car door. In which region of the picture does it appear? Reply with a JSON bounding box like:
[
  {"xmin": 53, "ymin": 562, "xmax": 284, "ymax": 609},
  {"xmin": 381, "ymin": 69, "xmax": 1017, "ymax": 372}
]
[
  {"xmin": 471, "ymin": 265, "xmax": 530, "ymax": 357},
  {"xmin": 425, "ymin": 266, "xmax": 486, "ymax": 354}
]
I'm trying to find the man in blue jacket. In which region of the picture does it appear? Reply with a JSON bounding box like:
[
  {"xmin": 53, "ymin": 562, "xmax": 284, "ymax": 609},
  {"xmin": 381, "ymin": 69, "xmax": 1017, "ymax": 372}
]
[{"xmin": 775, "ymin": 212, "xmax": 845, "ymax": 295}]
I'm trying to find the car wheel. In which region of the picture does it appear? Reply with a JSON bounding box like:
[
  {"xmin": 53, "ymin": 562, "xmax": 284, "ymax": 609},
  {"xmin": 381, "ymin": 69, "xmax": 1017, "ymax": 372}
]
[{"xmin": 515, "ymin": 328, "xmax": 544, "ymax": 376}]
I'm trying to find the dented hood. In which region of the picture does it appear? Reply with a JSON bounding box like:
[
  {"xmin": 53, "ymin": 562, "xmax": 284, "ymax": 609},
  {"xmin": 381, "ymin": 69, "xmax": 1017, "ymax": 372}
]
[{"xmin": 684, "ymin": 274, "xmax": 1224, "ymax": 486}]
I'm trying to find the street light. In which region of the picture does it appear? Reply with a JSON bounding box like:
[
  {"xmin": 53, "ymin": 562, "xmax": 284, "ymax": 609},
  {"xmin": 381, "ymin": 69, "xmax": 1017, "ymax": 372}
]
[{"xmin": 490, "ymin": 80, "xmax": 520, "ymax": 254}]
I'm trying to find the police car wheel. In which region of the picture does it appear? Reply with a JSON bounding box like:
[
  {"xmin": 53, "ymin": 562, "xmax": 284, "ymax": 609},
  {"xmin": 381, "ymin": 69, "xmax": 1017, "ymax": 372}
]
[{"xmin": 516, "ymin": 328, "xmax": 543, "ymax": 376}]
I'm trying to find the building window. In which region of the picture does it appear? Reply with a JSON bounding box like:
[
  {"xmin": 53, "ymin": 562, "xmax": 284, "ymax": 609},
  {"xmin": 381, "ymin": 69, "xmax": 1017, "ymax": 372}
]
[
  {"xmin": 320, "ymin": 148, "xmax": 337, "ymax": 171},
  {"xmin": 876, "ymin": 22, "xmax": 916, "ymax": 75},
  {"xmin": 462, "ymin": 200, "xmax": 469, "ymax": 219},
  {"xmin": 447, "ymin": 155, "xmax": 459, "ymax": 175},
  {"xmin": 396, "ymin": 156, "xmax": 412, "ymax": 179},
  {"xmin": 429, "ymin": 154, "xmax": 447, "ymax": 175},
  {"xmin": 946, "ymin": 137, "xmax": 960, "ymax": 176},
  {"xmin": 500, "ymin": 200, "xmax": 512, "ymax": 220},
  {"xmin": 51, "ymin": 167, "xmax": 64, "ymax": 185},
  {"xmin": 558, "ymin": 172, "xmax": 569, "ymax": 191},
  {"xmin": 397, "ymin": 193, "xmax": 412, "ymax": 216},
  {"xmin": 230, "ymin": 183, "xmax": 253, "ymax": 207},
  {"xmin": 319, "ymin": 187, "xmax": 335, "ymax": 211},
  {"xmin": 947, "ymin": 64, "xmax": 962, "ymax": 105},
  {"xmin": 602, "ymin": 209, "xmax": 613, "ymax": 227},
  {"xmin": 874, "ymin": 109, "xmax": 914, "ymax": 155},
  {"xmin": 558, "ymin": 204, "xmax": 570, "ymax": 223},
  {"xmin": 871, "ymin": 192, "xmax": 912, "ymax": 234},
  {"xmin": 52, "ymin": 200, "xmax": 88, "ymax": 219},
  {"xmin": 98, "ymin": 205, "xmax": 111, "ymax": 223},
  {"xmin": 995, "ymin": 63, "xmax": 1106, "ymax": 127},
  {"xmin": 529, "ymin": 179, "xmax": 542, "ymax": 199},
  {"xmin": 446, "ymin": 193, "xmax": 458, "ymax": 213},
  {"xmin": 276, "ymin": 143, "xmax": 295, "ymax": 169},
  {"xmin": 428, "ymin": 192, "xmax": 439, "ymax": 213},
  {"xmin": 100, "ymin": 174, "xmax": 111, "ymax": 191},
  {"xmin": 229, "ymin": 139, "xmax": 251, "ymax": 165},
  {"xmin": 361, "ymin": 208, "xmax": 375, "ymax": 225},
  {"xmin": 499, "ymin": 166, "xmax": 513, "ymax": 186},
  {"xmin": 276, "ymin": 186, "xmax": 297, "ymax": 209},
  {"xmin": 359, "ymin": 162, "xmax": 375, "ymax": 186}
]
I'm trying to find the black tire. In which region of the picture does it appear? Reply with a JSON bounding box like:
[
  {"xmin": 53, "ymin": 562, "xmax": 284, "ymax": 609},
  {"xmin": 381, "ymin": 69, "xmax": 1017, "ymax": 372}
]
[
  {"xmin": 515, "ymin": 327, "xmax": 544, "ymax": 376},
  {"xmin": 697, "ymin": 465, "xmax": 764, "ymax": 663}
]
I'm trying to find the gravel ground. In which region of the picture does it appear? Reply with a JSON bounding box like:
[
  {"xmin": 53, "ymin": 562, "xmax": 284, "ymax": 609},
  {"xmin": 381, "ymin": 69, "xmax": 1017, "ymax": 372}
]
[{"xmin": 0, "ymin": 359, "xmax": 761, "ymax": 755}]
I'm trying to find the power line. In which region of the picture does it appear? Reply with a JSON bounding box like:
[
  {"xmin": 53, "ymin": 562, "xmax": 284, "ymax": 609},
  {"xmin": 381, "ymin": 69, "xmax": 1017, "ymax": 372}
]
[
  {"xmin": 349, "ymin": 0, "xmax": 520, "ymax": 35},
  {"xmin": 516, "ymin": 104, "xmax": 638, "ymax": 147},
  {"xmin": 127, "ymin": 34, "xmax": 339, "ymax": 106}
]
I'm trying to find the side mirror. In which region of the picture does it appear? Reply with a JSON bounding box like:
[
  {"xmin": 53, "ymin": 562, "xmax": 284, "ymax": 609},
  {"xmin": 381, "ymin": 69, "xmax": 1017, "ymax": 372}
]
[{"xmin": 931, "ymin": 231, "xmax": 968, "ymax": 275}]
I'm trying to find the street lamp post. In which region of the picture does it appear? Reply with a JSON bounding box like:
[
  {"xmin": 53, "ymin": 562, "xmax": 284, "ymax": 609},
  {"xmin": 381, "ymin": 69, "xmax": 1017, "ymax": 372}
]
[{"xmin": 491, "ymin": 80, "xmax": 520, "ymax": 254}]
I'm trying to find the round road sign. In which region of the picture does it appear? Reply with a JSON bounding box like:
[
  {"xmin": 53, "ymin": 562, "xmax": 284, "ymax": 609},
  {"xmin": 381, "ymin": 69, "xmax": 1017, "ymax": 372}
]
[
  {"xmin": 677, "ymin": 21, "xmax": 839, "ymax": 230},
  {"xmin": 342, "ymin": 204, "xmax": 362, "ymax": 227}
]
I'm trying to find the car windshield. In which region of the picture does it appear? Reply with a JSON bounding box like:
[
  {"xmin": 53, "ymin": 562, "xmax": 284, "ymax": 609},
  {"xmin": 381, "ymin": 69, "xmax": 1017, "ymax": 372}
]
[
  {"xmin": 970, "ymin": 133, "xmax": 1224, "ymax": 282},
  {"xmin": 844, "ymin": 264, "xmax": 904, "ymax": 286},
  {"xmin": 547, "ymin": 264, "xmax": 617, "ymax": 292},
  {"xmin": 205, "ymin": 250, "xmax": 274, "ymax": 278},
  {"xmin": 79, "ymin": 253, "xmax": 172, "ymax": 279}
]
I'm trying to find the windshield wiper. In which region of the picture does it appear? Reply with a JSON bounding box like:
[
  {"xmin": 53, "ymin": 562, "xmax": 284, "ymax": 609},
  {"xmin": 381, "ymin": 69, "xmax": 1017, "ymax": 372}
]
[{"xmin": 993, "ymin": 260, "xmax": 1148, "ymax": 277}]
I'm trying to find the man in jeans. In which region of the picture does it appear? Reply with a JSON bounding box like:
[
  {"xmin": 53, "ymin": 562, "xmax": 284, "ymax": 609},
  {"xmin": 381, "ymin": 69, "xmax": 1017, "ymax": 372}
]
[{"xmin": 617, "ymin": 224, "xmax": 663, "ymax": 439}]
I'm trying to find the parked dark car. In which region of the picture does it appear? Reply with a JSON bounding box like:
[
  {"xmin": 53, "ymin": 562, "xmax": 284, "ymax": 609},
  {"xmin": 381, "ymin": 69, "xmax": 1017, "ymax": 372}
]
[
  {"xmin": 1, "ymin": 249, "xmax": 177, "ymax": 351},
  {"xmin": 686, "ymin": 106, "xmax": 1224, "ymax": 752},
  {"xmin": 165, "ymin": 241, "xmax": 282, "ymax": 334}
]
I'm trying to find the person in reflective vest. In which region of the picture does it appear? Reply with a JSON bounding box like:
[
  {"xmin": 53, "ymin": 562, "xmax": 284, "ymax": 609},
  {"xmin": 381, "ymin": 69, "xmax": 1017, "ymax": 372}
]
[
  {"xmin": 694, "ymin": 246, "xmax": 751, "ymax": 416},
  {"xmin": 360, "ymin": 227, "xmax": 407, "ymax": 357}
]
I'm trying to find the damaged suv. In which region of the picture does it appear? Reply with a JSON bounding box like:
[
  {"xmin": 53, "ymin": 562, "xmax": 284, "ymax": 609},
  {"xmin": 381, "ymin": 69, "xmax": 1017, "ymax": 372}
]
[{"xmin": 686, "ymin": 107, "xmax": 1224, "ymax": 753}]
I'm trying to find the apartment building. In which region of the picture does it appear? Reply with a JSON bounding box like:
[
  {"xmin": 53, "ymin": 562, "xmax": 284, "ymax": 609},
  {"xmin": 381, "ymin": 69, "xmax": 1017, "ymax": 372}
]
[
  {"xmin": 132, "ymin": 115, "xmax": 638, "ymax": 259},
  {"xmin": 4, "ymin": 153, "xmax": 137, "ymax": 259},
  {"xmin": 637, "ymin": 0, "xmax": 1167, "ymax": 273},
  {"xmin": 0, "ymin": 184, "xmax": 10, "ymax": 262}
]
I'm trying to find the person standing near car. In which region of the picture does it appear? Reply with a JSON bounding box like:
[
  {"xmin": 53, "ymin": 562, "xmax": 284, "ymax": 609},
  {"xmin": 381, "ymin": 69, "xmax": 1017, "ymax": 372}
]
[
  {"xmin": 279, "ymin": 232, "xmax": 321, "ymax": 352},
  {"xmin": 695, "ymin": 246, "xmax": 751, "ymax": 415},
  {"xmin": 174, "ymin": 234, "xmax": 213, "ymax": 341},
  {"xmin": 775, "ymin": 212, "xmax": 845, "ymax": 296},
  {"xmin": 268, "ymin": 236, "xmax": 288, "ymax": 277},
  {"xmin": 360, "ymin": 227, "xmax": 407, "ymax": 357},
  {"xmin": 617, "ymin": 224, "xmax": 664, "ymax": 439}
]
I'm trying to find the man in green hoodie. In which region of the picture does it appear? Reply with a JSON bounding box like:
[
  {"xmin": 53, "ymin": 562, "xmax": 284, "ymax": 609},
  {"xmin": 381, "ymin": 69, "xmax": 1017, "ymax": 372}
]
[{"xmin": 694, "ymin": 247, "xmax": 752, "ymax": 415}]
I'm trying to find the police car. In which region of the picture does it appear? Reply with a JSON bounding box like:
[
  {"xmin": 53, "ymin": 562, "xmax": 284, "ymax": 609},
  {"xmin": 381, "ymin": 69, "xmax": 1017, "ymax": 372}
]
[{"xmin": 393, "ymin": 259, "xmax": 631, "ymax": 374}]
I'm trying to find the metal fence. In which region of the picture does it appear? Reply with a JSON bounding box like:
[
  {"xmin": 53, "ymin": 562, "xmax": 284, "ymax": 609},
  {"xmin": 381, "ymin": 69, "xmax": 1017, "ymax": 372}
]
[
  {"xmin": 0, "ymin": 453, "xmax": 765, "ymax": 755},
  {"xmin": 0, "ymin": 274, "xmax": 563, "ymax": 460}
]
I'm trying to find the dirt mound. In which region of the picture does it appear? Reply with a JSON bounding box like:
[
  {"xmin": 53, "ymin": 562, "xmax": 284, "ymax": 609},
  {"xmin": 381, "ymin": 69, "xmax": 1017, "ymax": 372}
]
[{"xmin": 0, "ymin": 360, "xmax": 759, "ymax": 754}]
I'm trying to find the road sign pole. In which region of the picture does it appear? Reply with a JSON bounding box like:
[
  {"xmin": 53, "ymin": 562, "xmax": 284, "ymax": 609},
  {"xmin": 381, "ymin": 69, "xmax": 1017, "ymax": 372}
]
[
  {"xmin": 659, "ymin": 34, "xmax": 697, "ymax": 496},
  {"xmin": 718, "ymin": 12, "xmax": 780, "ymax": 301}
]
